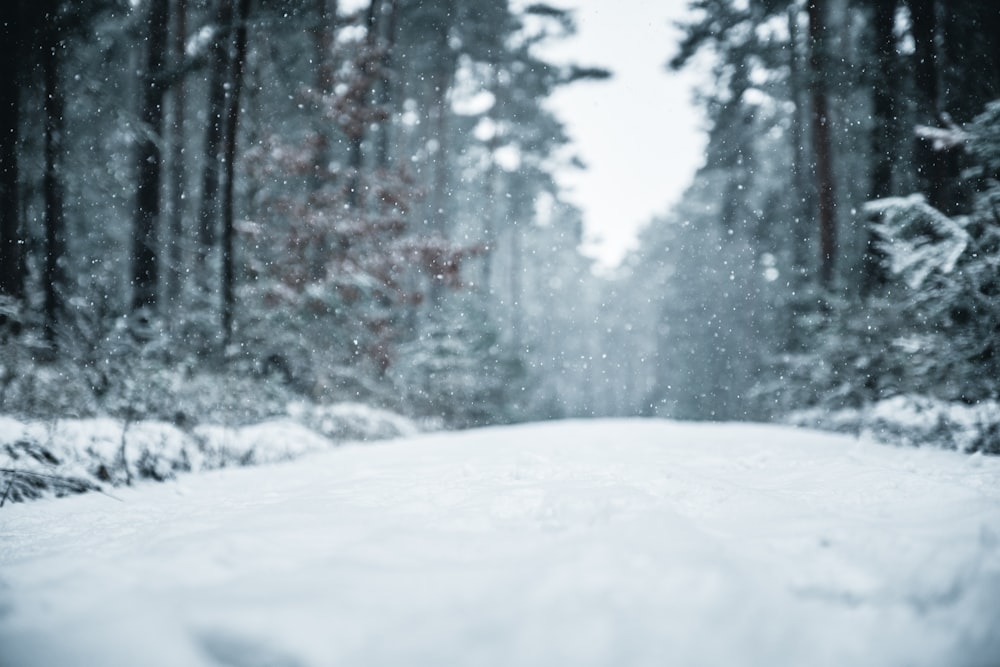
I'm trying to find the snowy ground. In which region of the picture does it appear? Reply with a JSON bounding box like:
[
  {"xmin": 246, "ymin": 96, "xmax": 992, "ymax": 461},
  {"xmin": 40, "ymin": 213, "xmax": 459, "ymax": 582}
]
[{"xmin": 1, "ymin": 419, "xmax": 999, "ymax": 667}]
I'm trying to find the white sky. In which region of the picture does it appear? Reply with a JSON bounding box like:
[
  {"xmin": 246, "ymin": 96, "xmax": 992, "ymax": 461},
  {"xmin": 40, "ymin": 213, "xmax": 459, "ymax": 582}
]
[{"xmin": 535, "ymin": 0, "xmax": 707, "ymax": 267}]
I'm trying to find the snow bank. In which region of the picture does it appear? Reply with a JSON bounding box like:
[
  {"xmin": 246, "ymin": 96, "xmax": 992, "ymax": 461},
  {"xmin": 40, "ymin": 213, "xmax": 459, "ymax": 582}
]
[
  {"xmin": 788, "ymin": 395, "xmax": 1000, "ymax": 454},
  {"xmin": 0, "ymin": 404, "xmax": 420, "ymax": 505},
  {"xmin": 288, "ymin": 401, "xmax": 424, "ymax": 441}
]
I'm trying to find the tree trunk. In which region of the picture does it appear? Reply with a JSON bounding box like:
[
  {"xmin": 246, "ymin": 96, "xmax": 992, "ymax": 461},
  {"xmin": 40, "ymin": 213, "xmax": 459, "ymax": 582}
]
[
  {"xmin": 220, "ymin": 0, "xmax": 251, "ymax": 348},
  {"xmin": 42, "ymin": 10, "xmax": 66, "ymax": 347},
  {"xmin": 312, "ymin": 0, "xmax": 336, "ymax": 189},
  {"xmin": 132, "ymin": 0, "xmax": 170, "ymax": 315},
  {"xmin": 307, "ymin": 0, "xmax": 338, "ymax": 280},
  {"xmin": 427, "ymin": 65, "xmax": 452, "ymax": 307},
  {"xmin": 862, "ymin": 0, "xmax": 897, "ymax": 294},
  {"xmin": 509, "ymin": 217, "xmax": 521, "ymax": 348},
  {"xmin": 197, "ymin": 0, "xmax": 234, "ymax": 292},
  {"xmin": 786, "ymin": 3, "xmax": 812, "ymax": 282},
  {"xmin": 315, "ymin": 0, "xmax": 337, "ymax": 96},
  {"xmin": 906, "ymin": 0, "xmax": 946, "ymax": 211},
  {"xmin": 165, "ymin": 0, "xmax": 187, "ymax": 307},
  {"xmin": 480, "ymin": 68, "xmax": 501, "ymax": 296},
  {"xmin": 0, "ymin": 0, "xmax": 23, "ymax": 307},
  {"xmin": 869, "ymin": 0, "xmax": 896, "ymax": 201},
  {"xmin": 991, "ymin": 5, "xmax": 1000, "ymax": 97},
  {"xmin": 807, "ymin": 0, "xmax": 837, "ymax": 289},
  {"xmin": 346, "ymin": 0, "xmax": 380, "ymax": 209},
  {"xmin": 375, "ymin": 0, "xmax": 398, "ymax": 171},
  {"xmin": 427, "ymin": 0, "xmax": 455, "ymax": 239},
  {"xmin": 428, "ymin": 83, "xmax": 450, "ymax": 234}
]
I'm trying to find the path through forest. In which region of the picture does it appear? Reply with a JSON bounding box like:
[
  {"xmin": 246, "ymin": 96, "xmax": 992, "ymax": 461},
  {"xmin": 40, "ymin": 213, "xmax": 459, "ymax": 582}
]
[{"xmin": 1, "ymin": 420, "xmax": 998, "ymax": 666}]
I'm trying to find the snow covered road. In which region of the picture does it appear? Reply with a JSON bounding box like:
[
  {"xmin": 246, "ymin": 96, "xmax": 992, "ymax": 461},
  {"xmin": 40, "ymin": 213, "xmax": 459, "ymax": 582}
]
[{"xmin": 1, "ymin": 419, "xmax": 999, "ymax": 667}]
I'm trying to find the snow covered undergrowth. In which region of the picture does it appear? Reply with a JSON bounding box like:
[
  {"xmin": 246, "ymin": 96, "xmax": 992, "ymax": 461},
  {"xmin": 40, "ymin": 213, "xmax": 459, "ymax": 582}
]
[
  {"xmin": 1, "ymin": 420, "xmax": 999, "ymax": 667},
  {"xmin": 789, "ymin": 395, "xmax": 1000, "ymax": 454},
  {"xmin": 0, "ymin": 403, "xmax": 421, "ymax": 504}
]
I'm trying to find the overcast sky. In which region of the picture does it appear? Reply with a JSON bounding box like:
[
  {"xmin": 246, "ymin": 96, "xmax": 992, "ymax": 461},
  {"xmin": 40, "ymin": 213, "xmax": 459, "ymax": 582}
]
[{"xmin": 536, "ymin": 0, "xmax": 706, "ymax": 267}]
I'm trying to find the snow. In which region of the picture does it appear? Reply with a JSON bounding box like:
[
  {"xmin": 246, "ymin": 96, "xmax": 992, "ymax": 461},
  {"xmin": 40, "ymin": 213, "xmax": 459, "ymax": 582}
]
[
  {"xmin": 789, "ymin": 395, "xmax": 1000, "ymax": 453},
  {"xmin": 867, "ymin": 194, "xmax": 971, "ymax": 289},
  {"xmin": 1, "ymin": 419, "xmax": 999, "ymax": 667},
  {"xmin": 0, "ymin": 405, "xmax": 422, "ymax": 502}
]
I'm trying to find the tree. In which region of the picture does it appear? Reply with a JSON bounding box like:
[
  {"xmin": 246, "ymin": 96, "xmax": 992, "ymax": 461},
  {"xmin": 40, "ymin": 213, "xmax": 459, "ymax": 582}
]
[
  {"xmin": 220, "ymin": 0, "xmax": 251, "ymax": 346},
  {"xmin": 41, "ymin": 0, "xmax": 68, "ymax": 347},
  {"xmin": 374, "ymin": 0, "xmax": 398, "ymax": 170},
  {"xmin": 905, "ymin": 0, "xmax": 949, "ymax": 213},
  {"xmin": 0, "ymin": 1, "xmax": 24, "ymax": 313},
  {"xmin": 165, "ymin": 0, "xmax": 188, "ymax": 307},
  {"xmin": 807, "ymin": 0, "xmax": 837, "ymax": 288},
  {"xmin": 0, "ymin": 0, "xmax": 612, "ymax": 426},
  {"xmin": 196, "ymin": 0, "xmax": 235, "ymax": 309},
  {"xmin": 310, "ymin": 0, "xmax": 337, "ymax": 188},
  {"xmin": 132, "ymin": 0, "xmax": 170, "ymax": 316},
  {"xmin": 785, "ymin": 1, "xmax": 813, "ymax": 284},
  {"xmin": 861, "ymin": 0, "xmax": 899, "ymax": 293}
]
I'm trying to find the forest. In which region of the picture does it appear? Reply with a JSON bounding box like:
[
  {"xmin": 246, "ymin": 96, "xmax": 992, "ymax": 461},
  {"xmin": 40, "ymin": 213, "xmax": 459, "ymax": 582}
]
[{"xmin": 1, "ymin": 0, "xmax": 998, "ymax": 451}]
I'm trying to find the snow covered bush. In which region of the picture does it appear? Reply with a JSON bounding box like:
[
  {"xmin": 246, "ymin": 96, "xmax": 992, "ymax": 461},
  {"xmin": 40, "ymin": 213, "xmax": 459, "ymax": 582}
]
[
  {"xmin": 760, "ymin": 289, "xmax": 910, "ymax": 413},
  {"xmin": 190, "ymin": 420, "xmax": 334, "ymax": 468},
  {"xmin": 0, "ymin": 417, "xmax": 194, "ymax": 504},
  {"xmin": 788, "ymin": 395, "xmax": 1000, "ymax": 454},
  {"xmin": 0, "ymin": 435, "xmax": 102, "ymax": 505},
  {"xmin": 289, "ymin": 401, "xmax": 422, "ymax": 442},
  {"xmin": 0, "ymin": 403, "xmax": 422, "ymax": 505},
  {"xmin": 165, "ymin": 372, "xmax": 300, "ymax": 426}
]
